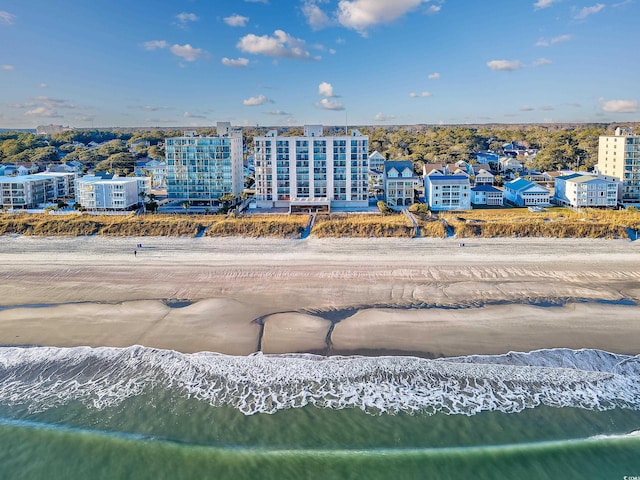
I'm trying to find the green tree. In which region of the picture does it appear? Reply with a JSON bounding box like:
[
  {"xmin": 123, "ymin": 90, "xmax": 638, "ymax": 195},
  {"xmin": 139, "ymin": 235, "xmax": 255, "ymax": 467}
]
[{"xmin": 95, "ymin": 152, "xmax": 136, "ymax": 175}]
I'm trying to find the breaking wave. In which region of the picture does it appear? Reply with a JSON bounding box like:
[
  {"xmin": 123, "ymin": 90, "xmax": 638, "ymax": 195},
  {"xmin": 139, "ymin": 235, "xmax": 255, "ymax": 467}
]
[{"xmin": 0, "ymin": 346, "xmax": 638, "ymax": 416}]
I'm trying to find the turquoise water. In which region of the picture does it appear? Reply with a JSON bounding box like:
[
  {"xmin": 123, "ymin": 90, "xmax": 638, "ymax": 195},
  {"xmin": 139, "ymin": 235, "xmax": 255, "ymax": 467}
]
[{"xmin": 0, "ymin": 346, "xmax": 639, "ymax": 479}]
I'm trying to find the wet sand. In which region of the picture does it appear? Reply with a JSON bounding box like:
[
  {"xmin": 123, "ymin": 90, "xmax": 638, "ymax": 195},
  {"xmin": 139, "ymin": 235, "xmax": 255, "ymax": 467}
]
[{"xmin": 1, "ymin": 236, "xmax": 639, "ymax": 356}]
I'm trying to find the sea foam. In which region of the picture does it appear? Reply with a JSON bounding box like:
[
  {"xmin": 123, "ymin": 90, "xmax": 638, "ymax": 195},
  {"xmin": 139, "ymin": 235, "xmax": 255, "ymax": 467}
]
[{"xmin": 0, "ymin": 346, "xmax": 638, "ymax": 416}]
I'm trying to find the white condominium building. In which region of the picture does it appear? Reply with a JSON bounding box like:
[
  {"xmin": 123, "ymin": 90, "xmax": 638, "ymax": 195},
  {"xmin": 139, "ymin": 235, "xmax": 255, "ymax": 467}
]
[
  {"xmin": 553, "ymin": 174, "xmax": 618, "ymax": 208},
  {"xmin": 0, "ymin": 172, "xmax": 76, "ymax": 209},
  {"xmin": 597, "ymin": 127, "xmax": 640, "ymax": 205},
  {"xmin": 76, "ymin": 175, "xmax": 148, "ymax": 210},
  {"xmin": 165, "ymin": 122, "xmax": 244, "ymax": 205},
  {"xmin": 254, "ymin": 125, "xmax": 369, "ymax": 210}
]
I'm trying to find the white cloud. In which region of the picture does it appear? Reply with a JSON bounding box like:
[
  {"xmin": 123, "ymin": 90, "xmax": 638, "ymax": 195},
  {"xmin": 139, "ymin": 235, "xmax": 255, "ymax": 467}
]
[
  {"xmin": 302, "ymin": 1, "xmax": 332, "ymax": 30},
  {"xmin": 316, "ymin": 98, "xmax": 345, "ymax": 110},
  {"xmin": 25, "ymin": 106, "xmax": 63, "ymax": 118},
  {"xmin": 520, "ymin": 105, "xmax": 535, "ymax": 111},
  {"xmin": 532, "ymin": 57, "xmax": 552, "ymax": 66},
  {"xmin": 318, "ymin": 82, "xmax": 336, "ymax": 97},
  {"xmin": 536, "ymin": 34, "xmax": 572, "ymax": 46},
  {"xmin": 540, "ymin": 105, "xmax": 555, "ymax": 111},
  {"xmin": 574, "ymin": 3, "xmax": 605, "ymax": 19},
  {"xmin": 243, "ymin": 95, "xmax": 272, "ymax": 106},
  {"xmin": 176, "ymin": 12, "xmax": 199, "ymax": 26},
  {"xmin": 222, "ymin": 57, "xmax": 250, "ymax": 67},
  {"xmin": 32, "ymin": 96, "xmax": 76, "ymax": 109},
  {"xmin": 38, "ymin": 83, "xmax": 48, "ymax": 88},
  {"xmin": 427, "ymin": 5, "xmax": 441, "ymax": 13},
  {"xmin": 329, "ymin": 48, "xmax": 336, "ymax": 54},
  {"xmin": 224, "ymin": 14, "xmax": 249, "ymax": 27},
  {"xmin": 337, "ymin": 0, "xmax": 428, "ymax": 34},
  {"xmin": 534, "ymin": 0, "xmax": 560, "ymax": 9},
  {"xmin": 409, "ymin": 91, "xmax": 432, "ymax": 98},
  {"xmin": 374, "ymin": 112, "xmax": 396, "ymax": 121},
  {"xmin": 487, "ymin": 59, "xmax": 523, "ymax": 71},
  {"xmin": 142, "ymin": 40, "xmax": 168, "ymax": 50},
  {"xmin": 8, "ymin": 102, "xmax": 35, "ymax": 109},
  {"xmin": 600, "ymin": 99, "xmax": 638, "ymax": 113},
  {"xmin": 264, "ymin": 109, "xmax": 291, "ymax": 115},
  {"xmin": 170, "ymin": 44, "xmax": 206, "ymax": 62},
  {"xmin": 183, "ymin": 111, "xmax": 207, "ymax": 119},
  {"xmin": 237, "ymin": 30, "xmax": 316, "ymax": 60},
  {"xmin": 1, "ymin": 64, "xmax": 14, "ymax": 71},
  {"xmin": 0, "ymin": 10, "xmax": 15, "ymax": 24},
  {"xmin": 428, "ymin": 72, "xmax": 440, "ymax": 80}
]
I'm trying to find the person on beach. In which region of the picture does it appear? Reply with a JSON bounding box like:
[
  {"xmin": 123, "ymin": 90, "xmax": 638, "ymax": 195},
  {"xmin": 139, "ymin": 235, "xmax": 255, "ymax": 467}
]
[{"xmin": 134, "ymin": 250, "xmax": 137, "ymax": 256}]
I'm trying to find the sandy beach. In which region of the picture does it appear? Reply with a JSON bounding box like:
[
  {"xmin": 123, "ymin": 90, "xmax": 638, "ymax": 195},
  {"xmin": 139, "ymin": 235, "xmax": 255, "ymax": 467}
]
[{"xmin": 1, "ymin": 235, "xmax": 639, "ymax": 356}]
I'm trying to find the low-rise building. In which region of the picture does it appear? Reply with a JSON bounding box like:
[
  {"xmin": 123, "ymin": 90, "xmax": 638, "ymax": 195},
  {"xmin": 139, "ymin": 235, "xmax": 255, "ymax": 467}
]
[
  {"xmin": 33, "ymin": 172, "xmax": 77, "ymax": 199},
  {"xmin": 471, "ymin": 184, "xmax": 503, "ymax": 206},
  {"xmin": 368, "ymin": 151, "xmax": 385, "ymax": 172},
  {"xmin": 474, "ymin": 169, "xmax": 495, "ymax": 185},
  {"xmin": 423, "ymin": 171, "xmax": 471, "ymax": 211},
  {"xmin": 553, "ymin": 173, "xmax": 618, "ymax": 208},
  {"xmin": 144, "ymin": 159, "xmax": 167, "ymax": 188},
  {"xmin": 76, "ymin": 175, "xmax": 147, "ymax": 210},
  {"xmin": 503, "ymin": 178, "xmax": 550, "ymax": 206},
  {"xmin": 0, "ymin": 172, "xmax": 77, "ymax": 209},
  {"xmin": 383, "ymin": 161, "xmax": 416, "ymax": 209}
]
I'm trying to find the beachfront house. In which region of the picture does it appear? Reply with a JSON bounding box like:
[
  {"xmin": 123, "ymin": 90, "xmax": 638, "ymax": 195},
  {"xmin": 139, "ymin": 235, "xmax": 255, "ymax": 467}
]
[
  {"xmin": 471, "ymin": 184, "xmax": 504, "ymax": 206},
  {"xmin": 423, "ymin": 170, "xmax": 471, "ymax": 211},
  {"xmin": 553, "ymin": 174, "xmax": 618, "ymax": 208},
  {"xmin": 503, "ymin": 178, "xmax": 550, "ymax": 207},
  {"xmin": 254, "ymin": 125, "xmax": 369, "ymax": 212},
  {"xmin": 383, "ymin": 161, "xmax": 417, "ymax": 209}
]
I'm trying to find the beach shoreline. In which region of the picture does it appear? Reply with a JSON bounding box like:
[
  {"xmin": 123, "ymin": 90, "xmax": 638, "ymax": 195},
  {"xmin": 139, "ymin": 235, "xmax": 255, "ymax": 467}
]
[{"xmin": 1, "ymin": 235, "xmax": 639, "ymax": 357}]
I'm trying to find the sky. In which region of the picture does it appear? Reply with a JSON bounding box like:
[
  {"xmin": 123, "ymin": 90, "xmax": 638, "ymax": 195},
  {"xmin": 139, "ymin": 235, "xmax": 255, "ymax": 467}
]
[{"xmin": 0, "ymin": 0, "xmax": 639, "ymax": 129}]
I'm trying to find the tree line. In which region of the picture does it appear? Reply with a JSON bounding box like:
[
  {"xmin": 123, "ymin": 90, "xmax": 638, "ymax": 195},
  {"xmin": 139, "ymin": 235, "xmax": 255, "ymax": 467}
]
[{"xmin": 1, "ymin": 123, "xmax": 637, "ymax": 176}]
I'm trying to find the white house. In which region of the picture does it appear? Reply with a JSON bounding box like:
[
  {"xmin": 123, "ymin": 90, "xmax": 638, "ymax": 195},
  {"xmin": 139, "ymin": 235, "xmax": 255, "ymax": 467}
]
[
  {"xmin": 144, "ymin": 159, "xmax": 167, "ymax": 188},
  {"xmin": 499, "ymin": 157, "xmax": 524, "ymax": 173},
  {"xmin": 383, "ymin": 161, "xmax": 416, "ymax": 208},
  {"xmin": 424, "ymin": 171, "xmax": 471, "ymax": 211},
  {"xmin": 474, "ymin": 169, "xmax": 495, "ymax": 185},
  {"xmin": 368, "ymin": 151, "xmax": 385, "ymax": 172},
  {"xmin": 503, "ymin": 178, "xmax": 550, "ymax": 206},
  {"xmin": 553, "ymin": 174, "xmax": 618, "ymax": 208},
  {"xmin": 471, "ymin": 184, "xmax": 503, "ymax": 206}
]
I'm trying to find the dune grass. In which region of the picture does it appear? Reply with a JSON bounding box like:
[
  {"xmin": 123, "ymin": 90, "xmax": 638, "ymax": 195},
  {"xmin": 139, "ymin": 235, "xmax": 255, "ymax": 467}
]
[
  {"xmin": 0, "ymin": 213, "xmax": 221, "ymax": 237},
  {"xmin": 0, "ymin": 207, "xmax": 637, "ymax": 239},
  {"xmin": 311, "ymin": 214, "xmax": 415, "ymax": 238},
  {"xmin": 440, "ymin": 207, "xmax": 639, "ymax": 239},
  {"xmin": 205, "ymin": 215, "xmax": 308, "ymax": 238}
]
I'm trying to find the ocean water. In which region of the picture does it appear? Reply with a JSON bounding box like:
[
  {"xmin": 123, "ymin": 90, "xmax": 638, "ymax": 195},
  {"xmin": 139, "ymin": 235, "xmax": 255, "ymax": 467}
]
[{"xmin": 0, "ymin": 346, "xmax": 639, "ymax": 479}]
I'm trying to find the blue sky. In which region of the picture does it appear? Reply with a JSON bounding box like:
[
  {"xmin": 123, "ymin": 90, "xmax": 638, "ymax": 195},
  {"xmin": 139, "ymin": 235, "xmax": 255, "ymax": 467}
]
[{"xmin": 0, "ymin": 0, "xmax": 638, "ymax": 128}]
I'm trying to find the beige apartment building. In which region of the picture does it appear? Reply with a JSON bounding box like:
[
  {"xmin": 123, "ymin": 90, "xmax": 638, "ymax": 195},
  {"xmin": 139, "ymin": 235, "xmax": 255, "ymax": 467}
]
[{"xmin": 597, "ymin": 127, "xmax": 640, "ymax": 205}]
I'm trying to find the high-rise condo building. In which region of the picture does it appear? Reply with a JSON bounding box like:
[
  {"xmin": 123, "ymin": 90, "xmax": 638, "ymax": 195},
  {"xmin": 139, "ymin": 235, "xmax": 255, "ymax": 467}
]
[
  {"xmin": 165, "ymin": 122, "xmax": 244, "ymax": 205},
  {"xmin": 254, "ymin": 125, "xmax": 369, "ymax": 211},
  {"xmin": 597, "ymin": 127, "xmax": 640, "ymax": 205}
]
